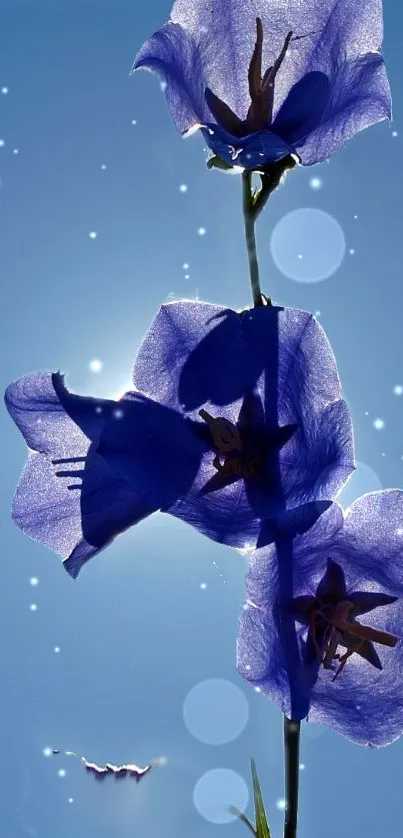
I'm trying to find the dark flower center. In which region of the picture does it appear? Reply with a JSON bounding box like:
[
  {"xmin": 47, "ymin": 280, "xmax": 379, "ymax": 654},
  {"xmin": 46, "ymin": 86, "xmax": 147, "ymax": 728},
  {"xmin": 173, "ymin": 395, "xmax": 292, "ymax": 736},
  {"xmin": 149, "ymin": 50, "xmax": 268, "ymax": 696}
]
[
  {"xmin": 309, "ymin": 599, "xmax": 399, "ymax": 681},
  {"xmin": 199, "ymin": 408, "xmax": 261, "ymax": 478},
  {"xmin": 205, "ymin": 18, "xmax": 293, "ymax": 139}
]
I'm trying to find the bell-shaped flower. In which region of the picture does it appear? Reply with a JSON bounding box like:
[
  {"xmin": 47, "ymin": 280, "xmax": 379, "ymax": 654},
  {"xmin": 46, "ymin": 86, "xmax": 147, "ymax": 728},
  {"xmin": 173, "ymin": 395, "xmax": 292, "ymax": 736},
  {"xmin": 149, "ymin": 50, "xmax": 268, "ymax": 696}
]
[
  {"xmin": 237, "ymin": 492, "xmax": 403, "ymax": 746},
  {"xmin": 132, "ymin": 0, "xmax": 391, "ymax": 170},
  {"xmin": 99, "ymin": 300, "xmax": 354, "ymax": 549},
  {"xmin": 5, "ymin": 371, "xmax": 205, "ymax": 578}
]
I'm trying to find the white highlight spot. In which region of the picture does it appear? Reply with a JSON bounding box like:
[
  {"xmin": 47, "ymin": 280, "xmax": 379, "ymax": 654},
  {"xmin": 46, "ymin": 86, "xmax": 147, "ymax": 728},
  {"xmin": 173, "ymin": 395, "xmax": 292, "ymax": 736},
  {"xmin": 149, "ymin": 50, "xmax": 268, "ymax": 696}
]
[
  {"xmin": 299, "ymin": 763, "xmax": 305, "ymax": 771},
  {"xmin": 197, "ymin": 227, "xmax": 206, "ymax": 236},
  {"xmin": 131, "ymin": 119, "xmax": 137, "ymax": 125},
  {"xmin": 160, "ymin": 81, "xmax": 167, "ymax": 91},
  {"xmin": 95, "ymin": 405, "xmax": 103, "ymax": 414},
  {"xmin": 349, "ymin": 248, "xmax": 355, "ymax": 255},
  {"xmin": 30, "ymin": 603, "xmax": 38, "ymax": 612},
  {"xmin": 309, "ymin": 177, "xmax": 322, "ymax": 190},
  {"xmin": 0, "ymin": 139, "xmax": 5, "ymax": 147},
  {"xmin": 89, "ymin": 231, "xmax": 98, "ymax": 239},
  {"xmin": 393, "ymin": 385, "xmax": 403, "ymax": 396},
  {"xmin": 58, "ymin": 769, "xmax": 66, "ymax": 778},
  {"xmin": 193, "ymin": 769, "xmax": 249, "ymax": 824},
  {"xmin": 179, "ymin": 184, "xmax": 188, "ymax": 193},
  {"xmin": 1, "ymin": 87, "xmax": 8, "ymax": 94},
  {"xmin": 254, "ymin": 687, "xmax": 261, "ymax": 693},
  {"xmin": 183, "ymin": 262, "xmax": 190, "ymax": 270},
  {"xmin": 89, "ymin": 358, "xmax": 103, "ymax": 373},
  {"xmin": 43, "ymin": 747, "xmax": 52, "ymax": 757},
  {"xmin": 101, "ymin": 164, "xmax": 107, "ymax": 170},
  {"xmin": 373, "ymin": 418, "xmax": 385, "ymax": 430},
  {"xmin": 276, "ymin": 799, "xmax": 286, "ymax": 811},
  {"xmin": 113, "ymin": 408, "xmax": 124, "ymax": 420},
  {"xmin": 200, "ymin": 583, "xmax": 207, "ymax": 590},
  {"xmin": 392, "ymin": 131, "xmax": 398, "ymax": 137},
  {"xmin": 29, "ymin": 576, "xmax": 39, "ymax": 586},
  {"xmin": 53, "ymin": 646, "xmax": 61, "ymax": 654},
  {"xmin": 68, "ymin": 798, "xmax": 74, "ymax": 804},
  {"xmin": 183, "ymin": 679, "xmax": 249, "ymax": 745},
  {"xmin": 396, "ymin": 528, "xmax": 403, "ymax": 537},
  {"xmin": 13, "ymin": 148, "xmax": 18, "ymax": 154}
]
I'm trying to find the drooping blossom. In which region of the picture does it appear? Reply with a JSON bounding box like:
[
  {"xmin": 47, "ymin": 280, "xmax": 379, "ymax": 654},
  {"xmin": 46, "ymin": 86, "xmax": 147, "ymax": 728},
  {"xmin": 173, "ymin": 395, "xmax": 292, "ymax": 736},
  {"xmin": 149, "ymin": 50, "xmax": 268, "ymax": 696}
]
[
  {"xmin": 110, "ymin": 300, "xmax": 354, "ymax": 548},
  {"xmin": 4, "ymin": 371, "xmax": 204, "ymax": 578},
  {"xmin": 237, "ymin": 492, "xmax": 403, "ymax": 746},
  {"xmin": 132, "ymin": 0, "xmax": 391, "ymax": 170}
]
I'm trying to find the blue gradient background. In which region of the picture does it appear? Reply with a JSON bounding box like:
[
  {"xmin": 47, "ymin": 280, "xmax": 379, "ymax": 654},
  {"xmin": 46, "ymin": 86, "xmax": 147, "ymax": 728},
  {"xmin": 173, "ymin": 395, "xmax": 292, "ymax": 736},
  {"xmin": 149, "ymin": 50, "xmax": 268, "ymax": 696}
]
[{"xmin": 1, "ymin": 1, "xmax": 402, "ymax": 836}]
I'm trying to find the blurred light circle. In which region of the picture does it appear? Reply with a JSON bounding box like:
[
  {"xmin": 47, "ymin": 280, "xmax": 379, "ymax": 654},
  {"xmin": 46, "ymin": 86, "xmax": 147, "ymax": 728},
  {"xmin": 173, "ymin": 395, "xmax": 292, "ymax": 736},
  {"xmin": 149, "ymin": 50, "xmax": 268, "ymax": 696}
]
[
  {"xmin": 270, "ymin": 208, "xmax": 346, "ymax": 282},
  {"xmin": 183, "ymin": 679, "xmax": 249, "ymax": 745},
  {"xmin": 338, "ymin": 461, "xmax": 382, "ymax": 508},
  {"xmin": 193, "ymin": 768, "xmax": 249, "ymax": 824}
]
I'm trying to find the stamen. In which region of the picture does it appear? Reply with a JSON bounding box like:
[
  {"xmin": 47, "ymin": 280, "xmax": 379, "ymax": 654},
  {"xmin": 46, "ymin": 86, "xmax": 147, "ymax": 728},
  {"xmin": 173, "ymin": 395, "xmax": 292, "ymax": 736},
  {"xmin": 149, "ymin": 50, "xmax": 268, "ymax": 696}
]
[
  {"xmin": 199, "ymin": 409, "xmax": 242, "ymax": 453},
  {"xmin": 248, "ymin": 17, "xmax": 264, "ymax": 100}
]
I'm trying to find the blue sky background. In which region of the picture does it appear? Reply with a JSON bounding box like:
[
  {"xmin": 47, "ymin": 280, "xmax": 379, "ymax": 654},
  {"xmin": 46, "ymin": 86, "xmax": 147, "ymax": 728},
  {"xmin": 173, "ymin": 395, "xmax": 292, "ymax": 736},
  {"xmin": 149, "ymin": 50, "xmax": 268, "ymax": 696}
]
[{"xmin": 1, "ymin": 1, "xmax": 403, "ymax": 836}]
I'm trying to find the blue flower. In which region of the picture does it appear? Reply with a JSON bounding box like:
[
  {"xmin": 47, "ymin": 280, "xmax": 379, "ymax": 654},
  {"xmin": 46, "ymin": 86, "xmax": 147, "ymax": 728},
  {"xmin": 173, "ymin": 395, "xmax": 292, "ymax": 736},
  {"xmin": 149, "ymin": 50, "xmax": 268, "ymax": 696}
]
[
  {"xmin": 4, "ymin": 371, "xmax": 204, "ymax": 578},
  {"xmin": 5, "ymin": 302, "xmax": 354, "ymax": 572},
  {"xmin": 132, "ymin": 0, "xmax": 391, "ymax": 170},
  {"xmin": 106, "ymin": 300, "xmax": 354, "ymax": 548},
  {"xmin": 237, "ymin": 492, "xmax": 403, "ymax": 746}
]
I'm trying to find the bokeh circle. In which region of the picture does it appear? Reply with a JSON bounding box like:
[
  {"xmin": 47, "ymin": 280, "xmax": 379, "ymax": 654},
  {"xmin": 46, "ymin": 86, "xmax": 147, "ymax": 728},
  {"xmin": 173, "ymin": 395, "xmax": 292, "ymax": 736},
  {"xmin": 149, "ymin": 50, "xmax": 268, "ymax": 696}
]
[
  {"xmin": 183, "ymin": 679, "xmax": 249, "ymax": 745},
  {"xmin": 193, "ymin": 768, "xmax": 249, "ymax": 824},
  {"xmin": 270, "ymin": 208, "xmax": 346, "ymax": 282}
]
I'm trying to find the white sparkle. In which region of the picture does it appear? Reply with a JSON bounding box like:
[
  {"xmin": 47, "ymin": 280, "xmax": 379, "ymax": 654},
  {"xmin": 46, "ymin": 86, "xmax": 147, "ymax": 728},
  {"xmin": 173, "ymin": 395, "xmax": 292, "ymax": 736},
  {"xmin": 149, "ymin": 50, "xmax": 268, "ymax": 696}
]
[
  {"xmin": 89, "ymin": 358, "xmax": 103, "ymax": 373},
  {"xmin": 298, "ymin": 253, "xmax": 303, "ymax": 260},
  {"xmin": 276, "ymin": 799, "xmax": 286, "ymax": 811},
  {"xmin": 364, "ymin": 410, "xmax": 369, "ymax": 416},
  {"xmin": 29, "ymin": 576, "xmax": 39, "ymax": 586},
  {"xmin": 0, "ymin": 139, "xmax": 5, "ymax": 147},
  {"xmin": 101, "ymin": 164, "xmax": 107, "ymax": 170},
  {"xmin": 254, "ymin": 686, "xmax": 261, "ymax": 693},
  {"xmin": 373, "ymin": 418, "xmax": 385, "ymax": 430},
  {"xmin": 53, "ymin": 646, "xmax": 61, "ymax": 654},
  {"xmin": 13, "ymin": 148, "xmax": 18, "ymax": 154},
  {"xmin": 179, "ymin": 183, "xmax": 188, "ymax": 193},
  {"xmin": 183, "ymin": 262, "xmax": 190, "ymax": 270},
  {"xmin": 58, "ymin": 769, "xmax": 66, "ymax": 778},
  {"xmin": 314, "ymin": 310, "xmax": 321, "ymax": 317},
  {"xmin": 397, "ymin": 528, "xmax": 403, "ymax": 536},
  {"xmin": 197, "ymin": 227, "xmax": 206, "ymax": 236},
  {"xmin": 131, "ymin": 119, "xmax": 137, "ymax": 125},
  {"xmin": 392, "ymin": 130, "xmax": 398, "ymax": 138},
  {"xmin": 349, "ymin": 248, "xmax": 355, "ymax": 255},
  {"xmin": 393, "ymin": 385, "xmax": 403, "ymax": 396},
  {"xmin": 113, "ymin": 408, "xmax": 124, "ymax": 420},
  {"xmin": 1, "ymin": 87, "xmax": 8, "ymax": 94},
  {"xmin": 299, "ymin": 763, "xmax": 305, "ymax": 771},
  {"xmin": 185, "ymin": 274, "xmax": 190, "ymax": 279},
  {"xmin": 30, "ymin": 603, "xmax": 38, "ymax": 612},
  {"xmin": 309, "ymin": 176, "xmax": 322, "ymax": 190},
  {"xmin": 43, "ymin": 747, "xmax": 52, "ymax": 757},
  {"xmin": 68, "ymin": 798, "xmax": 74, "ymax": 804},
  {"xmin": 160, "ymin": 81, "xmax": 167, "ymax": 91},
  {"xmin": 89, "ymin": 231, "xmax": 98, "ymax": 239},
  {"xmin": 200, "ymin": 583, "xmax": 207, "ymax": 590},
  {"xmin": 95, "ymin": 405, "xmax": 103, "ymax": 414},
  {"xmin": 354, "ymin": 214, "xmax": 358, "ymax": 219}
]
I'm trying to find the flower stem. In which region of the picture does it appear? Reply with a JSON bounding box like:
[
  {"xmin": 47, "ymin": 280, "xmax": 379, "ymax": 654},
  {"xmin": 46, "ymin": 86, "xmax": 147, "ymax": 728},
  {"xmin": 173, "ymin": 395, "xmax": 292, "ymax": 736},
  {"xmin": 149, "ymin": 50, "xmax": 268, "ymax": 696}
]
[
  {"xmin": 283, "ymin": 717, "xmax": 301, "ymax": 838},
  {"xmin": 242, "ymin": 171, "xmax": 263, "ymax": 307}
]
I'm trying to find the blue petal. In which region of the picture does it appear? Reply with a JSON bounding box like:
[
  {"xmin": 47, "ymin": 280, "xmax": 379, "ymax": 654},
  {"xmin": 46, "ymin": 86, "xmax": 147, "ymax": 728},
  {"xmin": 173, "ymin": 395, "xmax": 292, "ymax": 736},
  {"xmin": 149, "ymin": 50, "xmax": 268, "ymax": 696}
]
[
  {"xmin": 295, "ymin": 54, "xmax": 391, "ymax": 165},
  {"xmin": 5, "ymin": 373, "xmax": 155, "ymax": 577},
  {"xmin": 271, "ymin": 72, "xmax": 330, "ymax": 147},
  {"xmin": 238, "ymin": 493, "xmax": 403, "ymax": 746},
  {"xmin": 96, "ymin": 392, "xmax": 207, "ymax": 511},
  {"xmin": 132, "ymin": 22, "xmax": 210, "ymax": 134},
  {"xmin": 161, "ymin": 306, "xmax": 353, "ymax": 547},
  {"xmin": 4, "ymin": 371, "xmax": 112, "ymax": 454}
]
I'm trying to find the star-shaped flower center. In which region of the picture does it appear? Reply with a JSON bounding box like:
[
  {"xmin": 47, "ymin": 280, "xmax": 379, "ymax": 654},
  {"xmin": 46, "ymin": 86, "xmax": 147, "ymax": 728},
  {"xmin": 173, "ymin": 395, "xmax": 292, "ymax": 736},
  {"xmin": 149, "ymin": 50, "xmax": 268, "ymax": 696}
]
[
  {"xmin": 205, "ymin": 18, "xmax": 293, "ymax": 138},
  {"xmin": 292, "ymin": 560, "xmax": 399, "ymax": 681},
  {"xmin": 197, "ymin": 391, "xmax": 297, "ymax": 494}
]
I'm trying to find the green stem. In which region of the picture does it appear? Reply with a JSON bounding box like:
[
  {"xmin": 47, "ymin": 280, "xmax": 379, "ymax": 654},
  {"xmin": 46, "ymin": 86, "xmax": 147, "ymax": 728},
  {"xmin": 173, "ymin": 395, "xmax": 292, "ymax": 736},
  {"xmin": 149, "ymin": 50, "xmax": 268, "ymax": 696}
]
[
  {"xmin": 283, "ymin": 717, "xmax": 301, "ymax": 838},
  {"xmin": 242, "ymin": 171, "xmax": 262, "ymax": 307}
]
